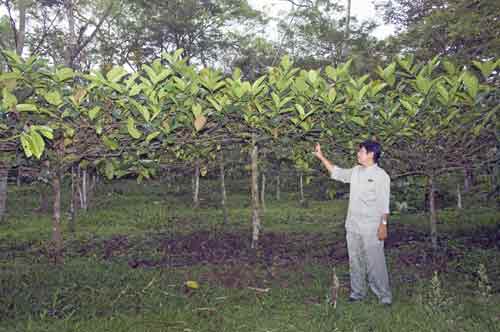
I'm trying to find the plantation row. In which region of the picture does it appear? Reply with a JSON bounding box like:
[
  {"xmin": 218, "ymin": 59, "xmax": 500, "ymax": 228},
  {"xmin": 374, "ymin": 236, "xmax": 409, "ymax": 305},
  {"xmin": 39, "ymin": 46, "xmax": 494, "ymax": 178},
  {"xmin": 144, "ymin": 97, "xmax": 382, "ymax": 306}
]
[{"xmin": 0, "ymin": 49, "xmax": 498, "ymax": 254}]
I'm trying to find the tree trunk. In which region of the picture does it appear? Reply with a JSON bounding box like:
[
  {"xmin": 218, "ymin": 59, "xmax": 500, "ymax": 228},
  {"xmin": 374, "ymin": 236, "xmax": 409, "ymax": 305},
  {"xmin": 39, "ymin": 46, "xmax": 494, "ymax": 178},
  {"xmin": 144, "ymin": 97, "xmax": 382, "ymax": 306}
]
[
  {"xmin": 69, "ymin": 165, "xmax": 76, "ymax": 233},
  {"xmin": 16, "ymin": 166, "xmax": 21, "ymax": 186},
  {"xmin": 429, "ymin": 176, "xmax": 438, "ymax": 252},
  {"xmin": 250, "ymin": 135, "xmax": 261, "ymax": 249},
  {"xmin": 64, "ymin": 0, "xmax": 76, "ymax": 67},
  {"xmin": 276, "ymin": 172, "xmax": 281, "ymax": 201},
  {"xmin": 299, "ymin": 172, "xmax": 306, "ymax": 207},
  {"xmin": 338, "ymin": 0, "xmax": 351, "ymax": 63},
  {"xmin": 88, "ymin": 170, "xmax": 96, "ymax": 206},
  {"xmin": 463, "ymin": 164, "xmax": 474, "ymax": 192},
  {"xmin": 457, "ymin": 184, "xmax": 463, "ymax": 209},
  {"xmin": 219, "ymin": 150, "xmax": 229, "ymax": 224},
  {"xmin": 51, "ymin": 169, "xmax": 63, "ymax": 263},
  {"xmin": 77, "ymin": 166, "xmax": 83, "ymax": 209},
  {"xmin": 16, "ymin": 1, "xmax": 27, "ymax": 56},
  {"xmin": 0, "ymin": 163, "xmax": 8, "ymax": 222},
  {"xmin": 82, "ymin": 168, "xmax": 88, "ymax": 211},
  {"xmin": 260, "ymin": 172, "xmax": 266, "ymax": 212},
  {"xmin": 38, "ymin": 185, "xmax": 50, "ymax": 213},
  {"xmin": 193, "ymin": 160, "xmax": 200, "ymax": 208}
]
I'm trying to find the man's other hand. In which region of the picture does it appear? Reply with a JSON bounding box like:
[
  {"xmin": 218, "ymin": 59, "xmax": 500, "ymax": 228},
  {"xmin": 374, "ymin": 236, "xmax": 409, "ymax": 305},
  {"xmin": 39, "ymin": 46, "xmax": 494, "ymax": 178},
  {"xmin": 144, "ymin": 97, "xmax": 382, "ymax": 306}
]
[{"xmin": 378, "ymin": 223, "xmax": 388, "ymax": 241}]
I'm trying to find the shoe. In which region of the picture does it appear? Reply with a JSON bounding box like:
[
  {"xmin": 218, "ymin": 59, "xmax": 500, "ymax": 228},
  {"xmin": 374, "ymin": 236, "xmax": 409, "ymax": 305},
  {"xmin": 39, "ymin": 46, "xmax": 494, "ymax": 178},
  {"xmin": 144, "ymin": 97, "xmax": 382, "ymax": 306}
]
[{"xmin": 348, "ymin": 296, "xmax": 364, "ymax": 302}]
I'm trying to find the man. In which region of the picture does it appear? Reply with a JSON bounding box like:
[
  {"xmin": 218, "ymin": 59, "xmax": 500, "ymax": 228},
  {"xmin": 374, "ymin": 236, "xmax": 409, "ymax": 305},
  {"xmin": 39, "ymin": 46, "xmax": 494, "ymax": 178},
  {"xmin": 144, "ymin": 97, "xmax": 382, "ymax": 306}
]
[{"xmin": 313, "ymin": 140, "xmax": 392, "ymax": 305}]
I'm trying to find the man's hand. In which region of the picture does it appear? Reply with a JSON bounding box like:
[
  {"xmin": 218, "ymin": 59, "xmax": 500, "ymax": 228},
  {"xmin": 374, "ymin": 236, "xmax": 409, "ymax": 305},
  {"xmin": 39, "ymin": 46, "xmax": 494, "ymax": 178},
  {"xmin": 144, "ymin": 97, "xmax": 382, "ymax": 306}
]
[
  {"xmin": 313, "ymin": 143, "xmax": 324, "ymax": 159},
  {"xmin": 377, "ymin": 223, "xmax": 388, "ymax": 241}
]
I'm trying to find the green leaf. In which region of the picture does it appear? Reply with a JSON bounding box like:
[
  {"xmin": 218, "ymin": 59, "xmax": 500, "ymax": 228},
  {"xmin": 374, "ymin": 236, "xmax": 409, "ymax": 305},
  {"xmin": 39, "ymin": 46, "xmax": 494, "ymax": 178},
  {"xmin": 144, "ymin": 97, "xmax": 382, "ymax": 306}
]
[
  {"xmin": 416, "ymin": 74, "xmax": 431, "ymax": 94},
  {"xmin": 207, "ymin": 97, "xmax": 221, "ymax": 112},
  {"xmin": 105, "ymin": 160, "xmax": 114, "ymax": 179},
  {"xmin": 2, "ymin": 88, "xmax": 17, "ymax": 109},
  {"xmin": 295, "ymin": 104, "xmax": 305, "ymax": 117},
  {"xmin": 252, "ymin": 76, "xmax": 267, "ymax": 95},
  {"xmin": 103, "ymin": 136, "xmax": 119, "ymax": 150},
  {"xmin": 307, "ymin": 70, "xmax": 318, "ymax": 84},
  {"xmin": 44, "ymin": 90, "xmax": 63, "ymax": 106},
  {"xmin": 400, "ymin": 100, "xmax": 415, "ymax": 114},
  {"xmin": 173, "ymin": 77, "xmax": 187, "ymax": 91},
  {"xmin": 89, "ymin": 106, "xmax": 101, "ymax": 120},
  {"xmin": 142, "ymin": 64, "xmax": 158, "ymax": 84},
  {"xmin": 29, "ymin": 130, "xmax": 45, "ymax": 159},
  {"xmin": 192, "ymin": 103, "xmax": 203, "ymax": 117},
  {"xmin": 129, "ymin": 84, "xmax": 142, "ymax": 97},
  {"xmin": 106, "ymin": 66, "xmax": 128, "ymax": 83},
  {"xmin": 31, "ymin": 125, "xmax": 54, "ymax": 139},
  {"xmin": 351, "ymin": 116, "xmax": 365, "ymax": 127},
  {"xmin": 280, "ymin": 55, "xmax": 292, "ymax": 70},
  {"xmin": 55, "ymin": 68, "xmax": 74, "ymax": 82},
  {"xmin": 325, "ymin": 66, "xmax": 337, "ymax": 81},
  {"xmin": 436, "ymin": 84, "xmax": 449, "ymax": 104},
  {"xmin": 16, "ymin": 104, "xmax": 37, "ymax": 112},
  {"xmin": 371, "ymin": 82, "xmax": 386, "ymax": 96},
  {"xmin": 462, "ymin": 72, "xmax": 479, "ymax": 99},
  {"xmin": 472, "ymin": 60, "xmax": 497, "ymax": 79},
  {"xmin": 3, "ymin": 50, "xmax": 23, "ymax": 64},
  {"xmin": 20, "ymin": 133, "xmax": 33, "ymax": 158},
  {"xmin": 359, "ymin": 85, "xmax": 370, "ymax": 100},
  {"xmin": 127, "ymin": 117, "xmax": 142, "ymax": 139},
  {"xmin": 146, "ymin": 131, "xmax": 161, "ymax": 142},
  {"xmin": 131, "ymin": 100, "xmax": 150, "ymax": 122},
  {"xmin": 443, "ymin": 61, "xmax": 456, "ymax": 76},
  {"xmin": 383, "ymin": 63, "xmax": 396, "ymax": 86}
]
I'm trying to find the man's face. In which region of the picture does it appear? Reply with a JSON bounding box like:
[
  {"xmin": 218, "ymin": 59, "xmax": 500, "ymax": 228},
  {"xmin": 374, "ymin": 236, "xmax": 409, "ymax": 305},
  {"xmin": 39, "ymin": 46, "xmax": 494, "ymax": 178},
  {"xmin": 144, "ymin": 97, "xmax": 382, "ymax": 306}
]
[{"xmin": 357, "ymin": 147, "xmax": 374, "ymax": 165}]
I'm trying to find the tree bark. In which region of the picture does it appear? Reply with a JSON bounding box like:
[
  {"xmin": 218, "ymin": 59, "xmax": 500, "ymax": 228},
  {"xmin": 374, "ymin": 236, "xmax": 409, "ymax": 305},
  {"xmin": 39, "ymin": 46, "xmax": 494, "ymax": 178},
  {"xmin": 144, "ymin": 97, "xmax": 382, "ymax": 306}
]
[
  {"xmin": 37, "ymin": 160, "xmax": 51, "ymax": 215},
  {"xmin": 250, "ymin": 135, "xmax": 261, "ymax": 249},
  {"xmin": 299, "ymin": 172, "xmax": 306, "ymax": 207},
  {"xmin": 260, "ymin": 172, "xmax": 266, "ymax": 211},
  {"xmin": 193, "ymin": 159, "xmax": 200, "ymax": 208},
  {"xmin": 69, "ymin": 165, "xmax": 76, "ymax": 233},
  {"xmin": 338, "ymin": 0, "xmax": 351, "ymax": 63},
  {"xmin": 64, "ymin": 0, "xmax": 76, "ymax": 67},
  {"xmin": 276, "ymin": 172, "xmax": 281, "ymax": 201},
  {"xmin": 88, "ymin": 170, "xmax": 96, "ymax": 206},
  {"xmin": 16, "ymin": 166, "xmax": 21, "ymax": 187},
  {"xmin": 219, "ymin": 150, "xmax": 229, "ymax": 224},
  {"xmin": 463, "ymin": 164, "xmax": 474, "ymax": 192},
  {"xmin": 429, "ymin": 176, "xmax": 438, "ymax": 252},
  {"xmin": 457, "ymin": 184, "xmax": 463, "ymax": 209},
  {"xmin": 77, "ymin": 166, "xmax": 83, "ymax": 209},
  {"xmin": 0, "ymin": 162, "xmax": 8, "ymax": 222},
  {"xmin": 16, "ymin": 1, "xmax": 27, "ymax": 56},
  {"xmin": 82, "ymin": 168, "xmax": 88, "ymax": 211},
  {"xmin": 51, "ymin": 169, "xmax": 63, "ymax": 263}
]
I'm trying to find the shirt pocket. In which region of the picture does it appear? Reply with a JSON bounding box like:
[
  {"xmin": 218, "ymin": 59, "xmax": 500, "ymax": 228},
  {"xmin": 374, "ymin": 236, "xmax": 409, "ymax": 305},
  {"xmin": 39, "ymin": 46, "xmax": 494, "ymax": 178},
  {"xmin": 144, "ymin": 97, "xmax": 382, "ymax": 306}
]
[{"xmin": 361, "ymin": 180, "xmax": 377, "ymax": 204}]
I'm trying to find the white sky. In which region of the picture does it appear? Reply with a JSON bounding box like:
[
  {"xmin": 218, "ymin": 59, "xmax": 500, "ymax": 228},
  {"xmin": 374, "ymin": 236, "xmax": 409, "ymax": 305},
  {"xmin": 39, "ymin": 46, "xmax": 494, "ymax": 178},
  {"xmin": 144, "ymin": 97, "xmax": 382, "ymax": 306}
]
[{"xmin": 248, "ymin": 0, "xmax": 395, "ymax": 40}]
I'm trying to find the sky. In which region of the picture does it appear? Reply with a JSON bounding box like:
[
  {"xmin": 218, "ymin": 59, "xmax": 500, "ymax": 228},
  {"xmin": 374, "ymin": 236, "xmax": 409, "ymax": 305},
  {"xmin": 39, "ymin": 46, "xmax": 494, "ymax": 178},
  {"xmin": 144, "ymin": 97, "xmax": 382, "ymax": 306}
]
[{"xmin": 247, "ymin": 0, "xmax": 396, "ymax": 40}]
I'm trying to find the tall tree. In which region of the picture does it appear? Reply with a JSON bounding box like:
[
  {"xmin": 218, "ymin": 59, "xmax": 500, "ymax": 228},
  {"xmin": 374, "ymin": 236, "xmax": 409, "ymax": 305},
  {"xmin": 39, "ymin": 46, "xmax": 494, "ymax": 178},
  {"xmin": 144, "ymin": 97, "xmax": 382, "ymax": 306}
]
[
  {"xmin": 109, "ymin": 0, "xmax": 264, "ymax": 68},
  {"xmin": 277, "ymin": 0, "xmax": 379, "ymax": 71},
  {"xmin": 376, "ymin": 0, "xmax": 500, "ymax": 64}
]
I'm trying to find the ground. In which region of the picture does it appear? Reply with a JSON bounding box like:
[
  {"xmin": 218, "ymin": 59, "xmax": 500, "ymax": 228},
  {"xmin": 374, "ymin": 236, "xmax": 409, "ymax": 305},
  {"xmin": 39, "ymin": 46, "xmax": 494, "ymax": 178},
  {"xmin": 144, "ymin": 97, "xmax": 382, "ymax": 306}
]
[{"xmin": 0, "ymin": 180, "xmax": 499, "ymax": 331}]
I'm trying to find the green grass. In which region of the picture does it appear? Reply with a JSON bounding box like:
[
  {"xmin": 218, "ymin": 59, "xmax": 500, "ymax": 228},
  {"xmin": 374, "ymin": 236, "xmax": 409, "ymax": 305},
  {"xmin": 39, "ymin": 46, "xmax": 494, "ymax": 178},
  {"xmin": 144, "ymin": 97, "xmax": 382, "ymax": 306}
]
[{"xmin": 0, "ymin": 180, "xmax": 499, "ymax": 331}]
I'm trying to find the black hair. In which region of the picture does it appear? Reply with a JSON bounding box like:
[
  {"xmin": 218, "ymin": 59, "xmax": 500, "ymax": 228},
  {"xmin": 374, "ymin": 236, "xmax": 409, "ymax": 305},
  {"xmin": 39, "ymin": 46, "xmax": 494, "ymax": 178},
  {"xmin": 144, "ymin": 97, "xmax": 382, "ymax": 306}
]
[{"xmin": 359, "ymin": 140, "xmax": 382, "ymax": 163}]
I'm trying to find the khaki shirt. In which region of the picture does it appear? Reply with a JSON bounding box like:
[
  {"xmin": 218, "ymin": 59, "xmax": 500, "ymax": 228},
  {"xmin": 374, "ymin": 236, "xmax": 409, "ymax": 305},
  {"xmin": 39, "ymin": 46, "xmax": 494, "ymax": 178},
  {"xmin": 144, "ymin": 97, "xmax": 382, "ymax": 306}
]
[{"xmin": 331, "ymin": 164, "xmax": 390, "ymax": 233}]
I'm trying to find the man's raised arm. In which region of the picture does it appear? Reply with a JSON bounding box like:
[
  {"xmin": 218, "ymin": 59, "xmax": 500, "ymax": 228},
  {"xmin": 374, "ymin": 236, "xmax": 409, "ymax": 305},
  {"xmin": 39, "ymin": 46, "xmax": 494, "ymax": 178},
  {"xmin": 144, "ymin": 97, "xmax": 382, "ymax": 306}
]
[
  {"xmin": 313, "ymin": 143, "xmax": 353, "ymax": 184},
  {"xmin": 313, "ymin": 143, "xmax": 334, "ymax": 173}
]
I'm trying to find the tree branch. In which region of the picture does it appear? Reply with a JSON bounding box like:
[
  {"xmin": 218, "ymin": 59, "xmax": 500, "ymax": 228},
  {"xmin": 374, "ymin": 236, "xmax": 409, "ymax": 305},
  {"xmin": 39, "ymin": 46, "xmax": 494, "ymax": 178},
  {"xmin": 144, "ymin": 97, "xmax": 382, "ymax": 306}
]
[{"xmin": 70, "ymin": 1, "xmax": 114, "ymax": 64}]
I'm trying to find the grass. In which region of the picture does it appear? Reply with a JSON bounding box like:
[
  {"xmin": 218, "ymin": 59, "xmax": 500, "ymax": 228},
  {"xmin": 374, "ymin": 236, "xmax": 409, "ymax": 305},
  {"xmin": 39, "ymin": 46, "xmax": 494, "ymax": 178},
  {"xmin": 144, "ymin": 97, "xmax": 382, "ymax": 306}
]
[{"xmin": 0, "ymin": 179, "xmax": 499, "ymax": 331}]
